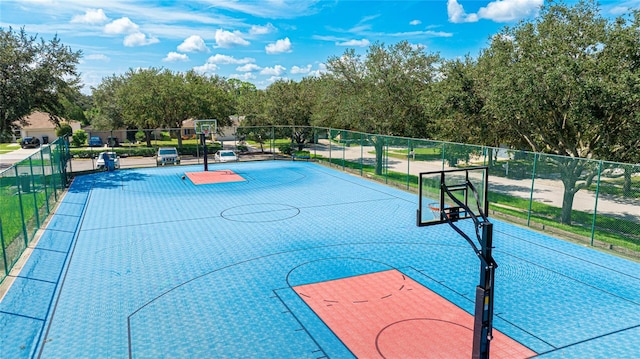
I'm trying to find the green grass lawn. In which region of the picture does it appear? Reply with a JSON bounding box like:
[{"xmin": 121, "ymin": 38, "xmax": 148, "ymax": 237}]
[
  {"xmin": 0, "ymin": 143, "xmax": 20, "ymax": 154},
  {"xmin": 317, "ymin": 155, "xmax": 640, "ymax": 253},
  {"xmin": 388, "ymin": 147, "xmax": 442, "ymax": 161},
  {"xmin": 1, "ymin": 184, "xmax": 46, "ymax": 248}
]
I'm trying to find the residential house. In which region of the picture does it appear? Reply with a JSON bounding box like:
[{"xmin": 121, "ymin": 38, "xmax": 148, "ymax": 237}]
[
  {"xmin": 13, "ymin": 111, "xmax": 81, "ymax": 144},
  {"xmin": 181, "ymin": 116, "xmax": 242, "ymax": 141}
]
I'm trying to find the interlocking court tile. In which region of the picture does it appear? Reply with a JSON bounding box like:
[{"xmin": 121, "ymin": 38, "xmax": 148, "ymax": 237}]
[{"xmin": 294, "ymin": 269, "xmax": 536, "ymax": 358}]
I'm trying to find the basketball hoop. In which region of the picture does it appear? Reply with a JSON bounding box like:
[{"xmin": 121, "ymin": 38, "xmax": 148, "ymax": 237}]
[
  {"xmin": 203, "ymin": 129, "xmax": 210, "ymax": 137},
  {"xmin": 428, "ymin": 202, "xmax": 442, "ymax": 220}
]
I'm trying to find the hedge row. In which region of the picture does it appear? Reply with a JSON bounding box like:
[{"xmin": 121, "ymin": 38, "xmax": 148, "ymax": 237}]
[{"xmin": 69, "ymin": 144, "xmax": 223, "ymax": 158}]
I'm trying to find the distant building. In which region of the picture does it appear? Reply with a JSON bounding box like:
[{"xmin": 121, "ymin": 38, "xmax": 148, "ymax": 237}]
[
  {"xmin": 12, "ymin": 111, "xmax": 81, "ymax": 144},
  {"xmin": 81, "ymin": 125, "xmax": 128, "ymax": 146},
  {"xmin": 181, "ymin": 116, "xmax": 242, "ymax": 141}
]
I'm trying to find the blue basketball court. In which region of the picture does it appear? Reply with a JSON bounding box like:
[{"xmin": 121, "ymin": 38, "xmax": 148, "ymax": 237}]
[{"xmin": 1, "ymin": 161, "xmax": 639, "ymax": 358}]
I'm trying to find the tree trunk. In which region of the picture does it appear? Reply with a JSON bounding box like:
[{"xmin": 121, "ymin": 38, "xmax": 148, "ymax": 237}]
[
  {"xmin": 487, "ymin": 148, "xmax": 495, "ymax": 168},
  {"xmin": 561, "ymin": 186, "xmax": 575, "ymax": 225},
  {"xmin": 145, "ymin": 131, "xmax": 152, "ymax": 147},
  {"xmin": 557, "ymin": 157, "xmax": 594, "ymax": 225},
  {"xmin": 623, "ymin": 166, "xmax": 632, "ymax": 195},
  {"xmin": 176, "ymin": 129, "xmax": 183, "ymax": 149},
  {"xmin": 373, "ymin": 136, "xmax": 384, "ymax": 175}
]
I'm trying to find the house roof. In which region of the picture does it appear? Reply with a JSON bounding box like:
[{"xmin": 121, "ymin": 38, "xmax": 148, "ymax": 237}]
[
  {"xmin": 14, "ymin": 111, "xmax": 78, "ymax": 129},
  {"xmin": 181, "ymin": 116, "xmax": 243, "ymax": 128}
]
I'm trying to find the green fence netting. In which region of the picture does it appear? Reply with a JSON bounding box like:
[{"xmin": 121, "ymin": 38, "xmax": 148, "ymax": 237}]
[{"xmin": 1, "ymin": 136, "xmax": 71, "ymax": 283}]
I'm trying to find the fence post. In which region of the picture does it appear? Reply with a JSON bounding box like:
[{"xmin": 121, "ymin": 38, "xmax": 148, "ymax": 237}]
[
  {"xmin": 406, "ymin": 139, "xmax": 411, "ymax": 190},
  {"xmin": 360, "ymin": 133, "xmax": 364, "ymax": 176},
  {"xmin": 29, "ymin": 157, "xmax": 40, "ymax": 230},
  {"xmin": 40, "ymin": 149, "xmax": 50, "ymax": 215},
  {"xmin": 527, "ymin": 152, "xmax": 539, "ymax": 227},
  {"xmin": 340, "ymin": 130, "xmax": 347, "ymax": 171},
  {"xmin": 271, "ymin": 126, "xmax": 275, "ymax": 160},
  {"xmin": 590, "ymin": 160, "xmax": 603, "ymax": 247},
  {"xmin": 49, "ymin": 144, "xmax": 58, "ymax": 202},
  {"xmin": 14, "ymin": 166, "xmax": 28, "ymax": 247},
  {"xmin": 1, "ymin": 218, "xmax": 8, "ymax": 276}
]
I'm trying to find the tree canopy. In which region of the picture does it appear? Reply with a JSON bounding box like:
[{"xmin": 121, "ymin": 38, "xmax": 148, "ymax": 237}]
[
  {"xmin": 90, "ymin": 68, "xmax": 237, "ymax": 147},
  {"xmin": 0, "ymin": 27, "xmax": 82, "ymax": 136}
]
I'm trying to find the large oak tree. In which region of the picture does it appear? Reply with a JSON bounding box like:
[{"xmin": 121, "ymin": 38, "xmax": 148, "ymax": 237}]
[
  {"xmin": 316, "ymin": 41, "xmax": 441, "ymax": 174},
  {"xmin": 476, "ymin": 0, "xmax": 636, "ymax": 224},
  {"xmin": 1, "ymin": 27, "xmax": 81, "ymax": 138}
]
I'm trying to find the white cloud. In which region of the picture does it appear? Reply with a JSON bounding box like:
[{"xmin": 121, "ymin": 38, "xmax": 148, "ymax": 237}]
[
  {"xmin": 71, "ymin": 9, "xmax": 108, "ymax": 24},
  {"xmin": 290, "ymin": 64, "xmax": 312, "ymax": 74},
  {"xmin": 177, "ymin": 35, "xmax": 208, "ymax": 53},
  {"xmin": 104, "ymin": 17, "xmax": 139, "ymax": 34},
  {"xmin": 206, "ymin": 54, "xmax": 255, "ymax": 64},
  {"xmin": 215, "ymin": 29, "xmax": 250, "ymax": 47},
  {"xmin": 477, "ymin": 0, "xmax": 543, "ymax": 22},
  {"xmin": 307, "ymin": 63, "xmax": 327, "ymax": 77},
  {"xmin": 266, "ymin": 75, "xmax": 286, "ymax": 84},
  {"xmin": 236, "ymin": 63, "xmax": 261, "ymax": 72},
  {"xmin": 608, "ymin": 5, "xmax": 630, "ymax": 15},
  {"xmin": 123, "ymin": 32, "xmax": 159, "ymax": 47},
  {"xmin": 387, "ymin": 30, "xmax": 452, "ymax": 38},
  {"xmin": 249, "ymin": 23, "xmax": 276, "ymax": 35},
  {"xmin": 447, "ymin": 0, "xmax": 479, "ymax": 23},
  {"xmin": 448, "ymin": 0, "xmax": 542, "ymax": 23},
  {"xmin": 84, "ymin": 54, "xmax": 109, "ymax": 61},
  {"xmin": 260, "ymin": 65, "xmax": 286, "ymax": 76},
  {"xmin": 230, "ymin": 72, "xmax": 257, "ymax": 81},
  {"xmin": 193, "ymin": 63, "xmax": 218, "ymax": 74},
  {"xmin": 265, "ymin": 37, "xmax": 292, "ymax": 54},
  {"xmin": 409, "ymin": 20, "xmax": 422, "ymax": 26},
  {"xmin": 163, "ymin": 52, "xmax": 189, "ymax": 62},
  {"xmin": 337, "ymin": 39, "xmax": 370, "ymax": 47}
]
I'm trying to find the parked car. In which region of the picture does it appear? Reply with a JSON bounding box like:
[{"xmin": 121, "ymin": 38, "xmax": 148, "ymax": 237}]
[
  {"xmin": 106, "ymin": 136, "xmax": 120, "ymax": 147},
  {"xmin": 156, "ymin": 147, "xmax": 180, "ymax": 166},
  {"xmin": 214, "ymin": 150, "xmax": 238, "ymax": 162},
  {"xmin": 20, "ymin": 137, "xmax": 41, "ymax": 149},
  {"xmin": 89, "ymin": 136, "xmax": 103, "ymax": 147},
  {"xmin": 96, "ymin": 152, "xmax": 120, "ymax": 170}
]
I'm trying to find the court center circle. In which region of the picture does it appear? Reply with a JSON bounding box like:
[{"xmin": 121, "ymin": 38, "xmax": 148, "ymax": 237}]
[{"xmin": 221, "ymin": 203, "xmax": 300, "ymax": 222}]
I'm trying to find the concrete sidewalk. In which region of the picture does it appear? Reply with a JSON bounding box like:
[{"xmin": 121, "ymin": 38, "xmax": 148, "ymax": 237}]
[{"xmin": 311, "ymin": 140, "xmax": 640, "ymax": 222}]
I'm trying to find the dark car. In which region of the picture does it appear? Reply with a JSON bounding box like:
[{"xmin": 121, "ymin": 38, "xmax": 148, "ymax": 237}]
[
  {"xmin": 20, "ymin": 137, "xmax": 41, "ymax": 149},
  {"xmin": 89, "ymin": 136, "xmax": 103, "ymax": 147},
  {"xmin": 106, "ymin": 136, "xmax": 120, "ymax": 147}
]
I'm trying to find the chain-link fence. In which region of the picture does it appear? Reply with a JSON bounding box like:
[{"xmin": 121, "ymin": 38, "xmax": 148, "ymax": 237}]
[
  {"xmin": 2, "ymin": 125, "xmax": 637, "ymax": 285},
  {"xmin": 71, "ymin": 126, "xmax": 640, "ymax": 256},
  {"xmin": 235, "ymin": 126, "xmax": 640, "ymax": 258},
  {"xmin": 1, "ymin": 137, "xmax": 71, "ymax": 283}
]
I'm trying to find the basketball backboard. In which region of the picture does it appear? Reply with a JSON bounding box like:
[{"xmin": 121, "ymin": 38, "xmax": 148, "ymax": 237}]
[
  {"xmin": 417, "ymin": 166, "xmax": 488, "ymax": 227},
  {"xmin": 194, "ymin": 119, "xmax": 217, "ymax": 138}
]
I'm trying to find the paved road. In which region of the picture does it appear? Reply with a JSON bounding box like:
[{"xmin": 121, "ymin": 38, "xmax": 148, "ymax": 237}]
[
  {"xmin": 0, "ymin": 146, "xmax": 42, "ymax": 170},
  {"xmin": 311, "ymin": 140, "xmax": 640, "ymax": 222}
]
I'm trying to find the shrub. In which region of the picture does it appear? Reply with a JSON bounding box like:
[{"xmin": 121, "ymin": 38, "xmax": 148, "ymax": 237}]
[
  {"xmin": 278, "ymin": 143, "xmax": 293, "ymax": 155},
  {"xmin": 56, "ymin": 123, "xmax": 73, "ymax": 138},
  {"xmin": 293, "ymin": 150, "xmax": 311, "ymax": 158},
  {"xmin": 72, "ymin": 129, "xmax": 87, "ymax": 147}
]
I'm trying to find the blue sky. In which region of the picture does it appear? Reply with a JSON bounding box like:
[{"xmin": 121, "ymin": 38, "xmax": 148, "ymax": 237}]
[{"xmin": 1, "ymin": 0, "xmax": 637, "ymax": 94}]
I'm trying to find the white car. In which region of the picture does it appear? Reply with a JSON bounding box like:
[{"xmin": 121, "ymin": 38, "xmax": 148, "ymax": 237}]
[
  {"xmin": 156, "ymin": 147, "xmax": 181, "ymax": 166},
  {"xmin": 96, "ymin": 152, "xmax": 120, "ymax": 170},
  {"xmin": 214, "ymin": 150, "xmax": 238, "ymax": 162}
]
